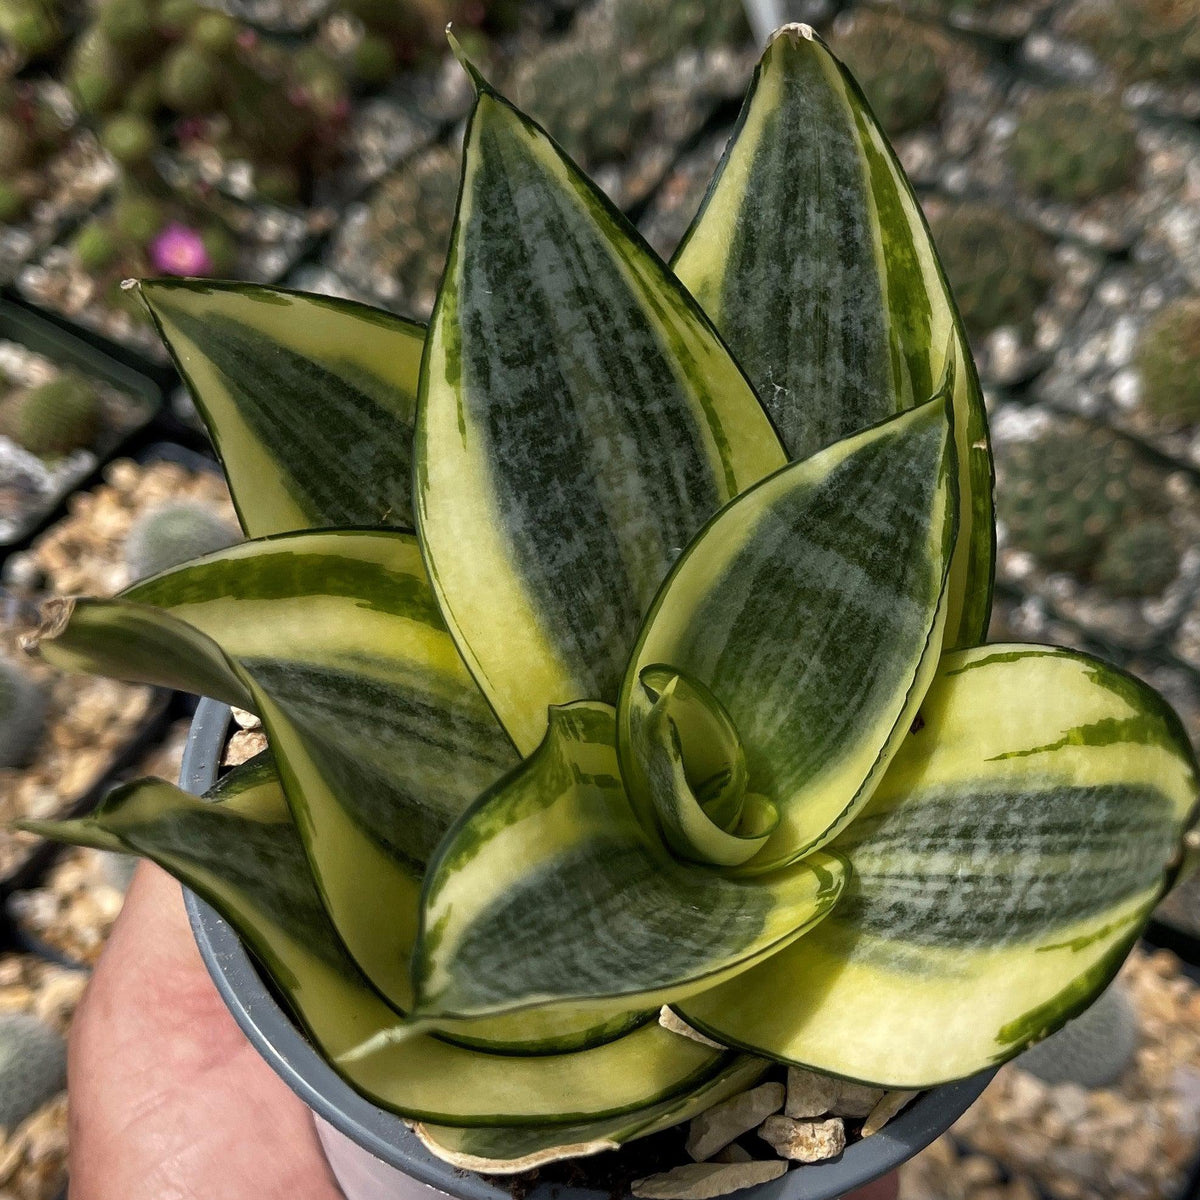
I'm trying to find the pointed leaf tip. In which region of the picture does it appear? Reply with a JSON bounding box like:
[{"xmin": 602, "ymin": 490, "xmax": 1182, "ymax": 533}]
[{"xmin": 447, "ymin": 27, "xmax": 493, "ymax": 96}]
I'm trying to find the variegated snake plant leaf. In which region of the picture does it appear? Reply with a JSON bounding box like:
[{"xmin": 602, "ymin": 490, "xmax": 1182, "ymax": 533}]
[{"xmin": 19, "ymin": 24, "xmax": 1198, "ymax": 1173}]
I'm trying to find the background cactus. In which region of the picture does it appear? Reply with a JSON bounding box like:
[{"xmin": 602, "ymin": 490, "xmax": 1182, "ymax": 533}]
[
  {"xmin": 0, "ymin": 0, "xmax": 65, "ymax": 61},
  {"xmin": 832, "ymin": 13, "xmax": 946, "ymax": 135},
  {"xmin": 125, "ymin": 500, "xmax": 240, "ymax": 580},
  {"xmin": 1018, "ymin": 982, "xmax": 1139, "ymax": 1088},
  {"xmin": 1095, "ymin": 519, "xmax": 1180, "ymax": 597},
  {"xmin": 997, "ymin": 424, "xmax": 1178, "ymax": 591},
  {"xmin": 1008, "ymin": 90, "xmax": 1138, "ymax": 204},
  {"xmin": 11, "ymin": 374, "xmax": 101, "ymax": 458},
  {"xmin": 0, "ymin": 659, "xmax": 48, "ymax": 769},
  {"xmin": 511, "ymin": 38, "xmax": 649, "ymax": 166},
  {"xmin": 1136, "ymin": 296, "xmax": 1200, "ymax": 427},
  {"xmin": 0, "ymin": 1014, "xmax": 66, "ymax": 1132},
  {"xmin": 0, "ymin": 81, "xmax": 71, "ymax": 224},
  {"xmin": 361, "ymin": 146, "xmax": 463, "ymax": 313},
  {"xmin": 929, "ymin": 202, "xmax": 1053, "ymax": 337},
  {"xmin": 610, "ymin": 0, "xmax": 748, "ymax": 63},
  {"xmin": 1061, "ymin": 0, "xmax": 1200, "ymax": 87}
]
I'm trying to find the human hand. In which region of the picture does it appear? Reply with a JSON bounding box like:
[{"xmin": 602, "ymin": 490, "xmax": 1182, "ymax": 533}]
[
  {"xmin": 67, "ymin": 861, "xmax": 899, "ymax": 1200},
  {"xmin": 67, "ymin": 861, "xmax": 343, "ymax": 1200}
]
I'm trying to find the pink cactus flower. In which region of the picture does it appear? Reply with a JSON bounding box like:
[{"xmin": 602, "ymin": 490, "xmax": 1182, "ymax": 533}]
[{"xmin": 150, "ymin": 223, "xmax": 213, "ymax": 276}]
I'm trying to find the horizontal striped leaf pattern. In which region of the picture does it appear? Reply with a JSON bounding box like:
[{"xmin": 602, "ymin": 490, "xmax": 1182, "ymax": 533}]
[
  {"xmin": 140, "ymin": 280, "xmax": 425, "ymax": 536},
  {"xmin": 35, "ymin": 530, "xmax": 517, "ymax": 1010},
  {"xmin": 415, "ymin": 77, "xmax": 786, "ymax": 755},
  {"xmin": 620, "ymin": 395, "xmax": 958, "ymax": 871},
  {"xmin": 672, "ymin": 24, "xmax": 993, "ymax": 649},
  {"xmin": 414, "ymin": 1056, "xmax": 768, "ymax": 1172},
  {"xmin": 412, "ymin": 702, "xmax": 845, "ymax": 1024},
  {"xmin": 674, "ymin": 646, "xmax": 1199, "ymax": 1086},
  {"xmin": 21, "ymin": 760, "xmax": 732, "ymax": 1126}
]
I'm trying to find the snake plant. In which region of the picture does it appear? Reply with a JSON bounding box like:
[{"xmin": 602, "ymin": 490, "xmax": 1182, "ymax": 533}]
[{"xmin": 19, "ymin": 26, "xmax": 1198, "ymax": 1174}]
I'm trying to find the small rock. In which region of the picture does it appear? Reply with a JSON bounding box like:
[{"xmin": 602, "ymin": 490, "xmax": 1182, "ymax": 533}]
[
  {"xmin": 759, "ymin": 1115, "xmax": 846, "ymax": 1163},
  {"xmin": 784, "ymin": 1066, "xmax": 882, "ymax": 1118},
  {"xmin": 831, "ymin": 1081, "xmax": 884, "ymax": 1118},
  {"xmin": 784, "ymin": 1066, "xmax": 840, "ymax": 1117},
  {"xmin": 632, "ymin": 1160, "xmax": 787, "ymax": 1199},
  {"xmin": 712, "ymin": 1143, "xmax": 753, "ymax": 1163},
  {"xmin": 686, "ymin": 1083, "xmax": 785, "ymax": 1162},
  {"xmin": 223, "ymin": 728, "xmax": 268, "ymax": 767},
  {"xmin": 862, "ymin": 1089, "xmax": 917, "ymax": 1137}
]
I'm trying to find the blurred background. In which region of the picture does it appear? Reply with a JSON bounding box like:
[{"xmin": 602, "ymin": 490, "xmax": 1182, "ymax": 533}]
[{"xmin": 2, "ymin": 0, "xmax": 1200, "ymax": 1196}]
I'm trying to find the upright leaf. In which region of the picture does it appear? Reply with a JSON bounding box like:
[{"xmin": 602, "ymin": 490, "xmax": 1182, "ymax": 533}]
[
  {"xmin": 21, "ymin": 760, "xmax": 732, "ymax": 1126},
  {"xmin": 32, "ymin": 530, "xmax": 517, "ymax": 1009},
  {"xmin": 675, "ymin": 646, "xmax": 1199, "ymax": 1086},
  {"xmin": 140, "ymin": 281, "xmax": 425, "ymax": 536},
  {"xmin": 412, "ymin": 702, "xmax": 845, "ymax": 1025},
  {"xmin": 672, "ymin": 24, "xmax": 994, "ymax": 648},
  {"xmin": 620, "ymin": 395, "xmax": 958, "ymax": 871},
  {"xmin": 416, "ymin": 75, "xmax": 786, "ymax": 755}
]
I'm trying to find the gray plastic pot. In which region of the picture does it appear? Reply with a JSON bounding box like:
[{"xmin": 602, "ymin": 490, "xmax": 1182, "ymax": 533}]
[{"xmin": 181, "ymin": 697, "xmax": 994, "ymax": 1200}]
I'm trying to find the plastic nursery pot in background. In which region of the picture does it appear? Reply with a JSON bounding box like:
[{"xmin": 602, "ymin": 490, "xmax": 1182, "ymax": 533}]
[{"xmin": 181, "ymin": 698, "xmax": 994, "ymax": 1200}]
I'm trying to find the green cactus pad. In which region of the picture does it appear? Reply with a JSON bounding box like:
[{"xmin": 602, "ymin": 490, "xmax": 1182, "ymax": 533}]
[
  {"xmin": 1009, "ymin": 90, "xmax": 1138, "ymax": 204},
  {"xmin": 0, "ymin": 659, "xmax": 48, "ymax": 769},
  {"xmin": 125, "ymin": 501, "xmax": 241, "ymax": 581},
  {"xmin": 13, "ymin": 374, "xmax": 102, "ymax": 459},
  {"xmin": 929, "ymin": 202, "xmax": 1053, "ymax": 337},
  {"xmin": 1137, "ymin": 296, "xmax": 1200, "ymax": 427},
  {"xmin": 833, "ymin": 13, "xmax": 947, "ymax": 136}
]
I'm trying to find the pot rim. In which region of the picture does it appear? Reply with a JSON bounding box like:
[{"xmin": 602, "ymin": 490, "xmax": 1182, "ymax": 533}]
[{"xmin": 181, "ymin": 697, "xmax": 994, "ymax": 1200}]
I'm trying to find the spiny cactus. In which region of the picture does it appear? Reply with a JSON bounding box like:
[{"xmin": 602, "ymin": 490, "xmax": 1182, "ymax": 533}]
[
  {"xmin": 13, "ymin": 374, "xmax": 102, "ymax": 458},
  {"xmin": 1009, "ymin": 90, "xmax": 1138, "ymax": 204},
  {"xmin": 997, "ymin": 424, "xmax": 1173, "ymax": 585},
  {"xmin": 363, "ymin": 145, "xmax": 462, "ymax": 312},
  {"xmin": 928, "ymin": 202, "xmax": 1053, "ymax": 337},
  {"xmin": 1060, "ymin": 0, "xmax": 1200, "ymax": 87},
  {"xmin": 833, "ymin": 13, "xmax": 946, "ymax": 136},
  {"xmin": 510, "ymin": 38, "xmax": 648, "ymax": 166},
  {"xmin": 1095, "ymin": 519, "xmax": 1180, "ymax": 597},
  {"xmin": 0, "ymin": 659, "xmax": 47, "ymax": 769},
  {"xmin": 610, "ymin": 0, "xmax": 749, "ymax": 64},
  {"xmin": 1136, "ymin": 296, "xmax": 1200, "ymax": 427},
  {"xmin": 125, "ymin": 501, "xmax": 240, "ymax": 581},
  {"xmin": 0, "ymin": 1014, "xmax": 66, "ymax": 1131},
  {"xmin": 1019, "ymin": 982, "xmax": 1139, "ymax": 1088}
]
